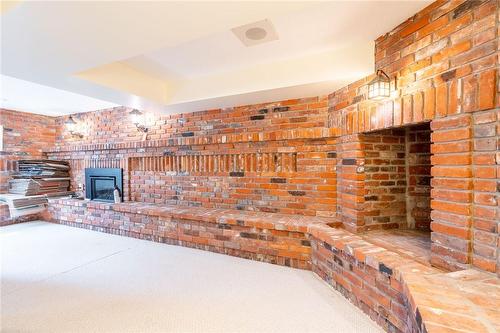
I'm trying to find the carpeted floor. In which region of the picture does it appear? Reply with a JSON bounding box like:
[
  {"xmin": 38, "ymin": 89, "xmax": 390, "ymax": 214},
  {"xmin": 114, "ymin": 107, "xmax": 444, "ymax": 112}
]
[{"xmin": 1, "ymin": 221, "xmax": 383, "ymax": 333}]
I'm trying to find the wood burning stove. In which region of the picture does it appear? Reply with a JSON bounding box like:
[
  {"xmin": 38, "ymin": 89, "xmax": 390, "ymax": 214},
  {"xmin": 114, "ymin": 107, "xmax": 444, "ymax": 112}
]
[{"xmin": 85, "ymin": 168, "xmax": 123, "ymax": 202}]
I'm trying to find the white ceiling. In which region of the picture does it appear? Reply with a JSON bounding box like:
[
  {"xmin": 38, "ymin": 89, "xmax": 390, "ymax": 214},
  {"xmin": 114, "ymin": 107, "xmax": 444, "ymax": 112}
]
[
  {"xmin": 1, "ymin": 1, "xmax": 431, "ymax": 116},
  {"xmin": 0, "ymin": 74, "xmax": 117, "ymax": 116},
  {"xmin": 139, "ymin": 2, "xmax": 406, "ymax": 79}
]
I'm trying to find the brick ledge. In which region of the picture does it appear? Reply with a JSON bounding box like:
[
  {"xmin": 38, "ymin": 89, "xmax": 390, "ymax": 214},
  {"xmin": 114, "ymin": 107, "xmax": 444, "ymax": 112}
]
[
  {"xmin": 43, "ymin": 127, "xmax": 340, "ymax": 153},
  {"xmin": 48, "ymin": 198, "xmax": 340, "ymax": 233}
]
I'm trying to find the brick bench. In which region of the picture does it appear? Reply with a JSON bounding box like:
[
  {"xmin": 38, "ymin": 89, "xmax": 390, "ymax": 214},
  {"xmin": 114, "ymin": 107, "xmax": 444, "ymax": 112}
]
[
  {"xmin": 44, "ymin": 199, "xmax": 499, "ymax": 333},
  {"xmin": 308, "ymin": 223, "xmax": 500, "ymax": 333},
  {"xmin": 45, "ymin": 198, "xmax": 339, "ymax": 269}
]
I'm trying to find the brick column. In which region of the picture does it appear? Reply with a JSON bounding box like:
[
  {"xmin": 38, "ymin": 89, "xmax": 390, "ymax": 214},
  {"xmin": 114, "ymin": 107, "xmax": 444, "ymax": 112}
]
[
  {"xmin": 335, "ymin": 134, "xmax": 365, "ymax": 232},
  {"xmin": 430, "ymin": 114, "xmax": 473, "ymax": 271},
  {"xmin": 471, "ymin": 110, "xmax": 498, "ymax": 273}
]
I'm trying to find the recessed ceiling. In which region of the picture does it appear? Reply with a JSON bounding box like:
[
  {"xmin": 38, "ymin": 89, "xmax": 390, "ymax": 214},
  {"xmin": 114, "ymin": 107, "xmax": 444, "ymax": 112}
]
[{"xmin": 1, "ymin": 1, "xmax": 432, "ymax": 116}]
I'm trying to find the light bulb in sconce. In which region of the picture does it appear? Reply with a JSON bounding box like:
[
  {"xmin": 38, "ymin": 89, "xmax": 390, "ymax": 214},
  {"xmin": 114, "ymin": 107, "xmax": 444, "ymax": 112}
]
[
  {"xmin": 129, "ymin": 109, "xmax": 148, "ymax": 133},
  {"xmin": 65, "ymin": 115, "xmax": 83, "ymax": 138}
]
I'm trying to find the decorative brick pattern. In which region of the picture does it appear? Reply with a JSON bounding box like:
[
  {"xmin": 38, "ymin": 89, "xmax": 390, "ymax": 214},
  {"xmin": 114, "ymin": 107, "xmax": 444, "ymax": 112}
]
[{"xmin": 129, "ymin": 152, "xmax": 298, "ymax": 173}]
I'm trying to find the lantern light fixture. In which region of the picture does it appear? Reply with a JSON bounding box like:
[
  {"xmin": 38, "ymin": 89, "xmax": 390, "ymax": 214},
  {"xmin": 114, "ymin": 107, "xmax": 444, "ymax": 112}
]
[
  {"xmin": 129, "ymin": 109, "xmax": 148, "ymax": 133},
  {"xmin": 368, "ymin": 69, "xmax": 392, "ymax": 100},
  {"xmin": 65, "ymin": 115, "xmax": 83, "ymax": 138}
]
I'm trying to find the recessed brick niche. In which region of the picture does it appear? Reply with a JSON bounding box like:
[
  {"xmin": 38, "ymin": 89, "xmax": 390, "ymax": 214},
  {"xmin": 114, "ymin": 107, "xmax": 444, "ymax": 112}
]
[{"xmin": 363, "ymin": 123, "xmax": 432, "ymax": 232}]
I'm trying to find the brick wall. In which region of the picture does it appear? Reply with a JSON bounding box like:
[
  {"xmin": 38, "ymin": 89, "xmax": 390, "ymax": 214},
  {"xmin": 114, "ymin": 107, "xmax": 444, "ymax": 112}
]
[
  {"xmin": 127, "ymin": 139, "xmax": 336, "ymax": 216},
  {"xmin": 327, "ymin": 0, "xmax": 499, "ymax": 272},
  {"xmin": 406, "ymin": 124, "xmax": 432, "ymax": 231},
  {"xmin": 471, "ymin": 109, "xmax": 499, "ymax": 273},
  {"xmin": 334, "ymin": 134, "xmax": 366, "ymax": 232},
  {"xmin": 430, "ymin": 114, "xmax": 473, "ymax": 271},
  {"xmin": 363, "ymin": 129, "xmax": 407, "ymax": 230},
  {"xmin": 6, "ymin": 0, "xmax": 499, "ymax": 275},
  {"xmin": 311, "ymin": 236, "xmax": 414, "ymax": 332},
  {"xmin": 47, "ymin": 97, "xmax": 339, "ymax": 217},
  {"xmin": 0, "ymin": 109, "xmax": 56, "ymax": 193},
  {"xmin": 0, "ymin": 109, "xmax": 56, "ymax": 224},
  {"xmin": 53, "ymin": 98, "xmax": 332, "ymax": 147}
]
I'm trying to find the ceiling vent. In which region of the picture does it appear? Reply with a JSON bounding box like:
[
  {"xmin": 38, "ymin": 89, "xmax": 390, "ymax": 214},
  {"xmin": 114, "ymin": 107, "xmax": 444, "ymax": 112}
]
[{"xmin": 231, "ymin": 19, "xmax": 279, "ymax": 47}]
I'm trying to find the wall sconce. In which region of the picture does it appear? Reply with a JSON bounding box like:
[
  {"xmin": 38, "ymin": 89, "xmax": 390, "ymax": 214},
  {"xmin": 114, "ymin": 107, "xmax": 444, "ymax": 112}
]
[
  {"xmin": 368, "ymin": 69, "xmax": 393, "ymax": 100},
  {"xmin": 129, "ymin": 109, "xmax": 148, "ymax": 133},
  {"xmin": 65, "ymin": 115, "xmax": 83, "ymax": 138}
]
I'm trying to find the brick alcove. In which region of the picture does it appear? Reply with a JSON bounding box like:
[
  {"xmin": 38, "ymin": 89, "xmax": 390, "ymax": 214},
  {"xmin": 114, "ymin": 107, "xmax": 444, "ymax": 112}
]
[
  {"xmin": 363, "ymin": 123, "xmax": 432, "ymax": 232},
  {"xmin": 338, "ymin": 123, "xmax": 433, "ymax": 266}
]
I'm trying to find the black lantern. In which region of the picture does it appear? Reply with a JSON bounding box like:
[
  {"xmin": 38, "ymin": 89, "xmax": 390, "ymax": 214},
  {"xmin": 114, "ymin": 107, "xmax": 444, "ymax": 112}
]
[{"xmin": 368, "ymin": 69, "xmax": 391, "ymax": 100}]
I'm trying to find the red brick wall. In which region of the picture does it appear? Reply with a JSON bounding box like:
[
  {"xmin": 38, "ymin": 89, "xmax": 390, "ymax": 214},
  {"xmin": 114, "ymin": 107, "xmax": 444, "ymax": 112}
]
[
  {"xmin": 363, "ymin": 129, "xmax": 407, "ymax": 230},
  {"xmin": 327, "ymin": 0, "xmax": 499, "ymax": 272},
  {"xmin": 406, "ymin": 124, "xmax": 432, "ymax": 231},
  {"xmin": 47, "ymin": 97, "xmax": 339, "ymax": 217},
  {"xmin": 334, "ymin": 134, "xmax": 365, "ymax": 232},
  {"xmin": 471, "ymin": 109, "xmax": 499, "ymax": 273},
  {"xmin": 430, "ymin": 114, "xmax": 473, "ymax": 271},
  {"xmin": 127, "ymin": 139, "xmax": 336, "ymax": 215},
  {"xmin": 10, "ymin": 0, "xmax": 499, "ymax": 275},
  {"xmin": 311, "ymin": 236, "xmax": 414, "ymax": 332},
  {"xmin": 0, "ymin": 109, "xmax": 56, "ymax": 193},
  {"xmin": 53, "ymin": 98, "xmax": 332, "ymax": 147}
]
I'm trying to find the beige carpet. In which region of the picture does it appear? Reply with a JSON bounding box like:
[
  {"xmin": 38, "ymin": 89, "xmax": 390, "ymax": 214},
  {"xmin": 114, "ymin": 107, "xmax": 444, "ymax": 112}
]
[{"xmin": 1, "ymin": 221, "xmax": 383, "ymax": 333}]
